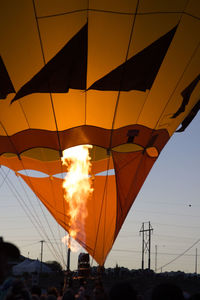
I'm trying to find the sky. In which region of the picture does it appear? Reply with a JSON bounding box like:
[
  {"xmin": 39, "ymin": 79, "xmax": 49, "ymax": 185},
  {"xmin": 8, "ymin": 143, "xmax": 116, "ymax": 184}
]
[{"xmin": 0, "ymin": 112, "xmax": 200, "ymax": 274}]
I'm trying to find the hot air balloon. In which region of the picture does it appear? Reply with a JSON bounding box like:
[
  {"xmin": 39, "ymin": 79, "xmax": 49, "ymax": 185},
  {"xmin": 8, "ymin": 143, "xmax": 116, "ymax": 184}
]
[{"xmin": 0, "ymin": 0, "xmax": 199, "ymax": 266}]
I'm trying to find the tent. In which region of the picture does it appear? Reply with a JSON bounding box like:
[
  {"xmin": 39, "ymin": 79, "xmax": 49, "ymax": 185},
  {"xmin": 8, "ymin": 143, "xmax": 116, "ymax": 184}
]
[
  {"xmin": 12, "ymin": 258, "xmax": 33, "ymax": 275},
  {"xmin": 13, "ymin": 259, "xmax": 51, "ymax": 275}
]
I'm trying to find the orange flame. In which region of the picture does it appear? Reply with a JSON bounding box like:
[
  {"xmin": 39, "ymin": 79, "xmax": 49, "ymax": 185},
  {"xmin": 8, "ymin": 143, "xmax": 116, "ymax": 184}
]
[
  {"xmin": 61, "ymin": 145, "xmax": 93, "ymax": 249},
  {"xmin": 62, "ymin": 234, "xmax": 80, "ymax": 252}
]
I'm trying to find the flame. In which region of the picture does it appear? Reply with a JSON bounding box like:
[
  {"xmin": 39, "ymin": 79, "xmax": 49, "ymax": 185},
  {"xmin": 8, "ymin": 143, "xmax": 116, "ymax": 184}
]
[
  {"xmin": 62, "ymin": 234, "xmax": 80, "ymax": 252},
  {"xmin": 61, "ymin": 145, "xmax": 93, "ymax": 250}
]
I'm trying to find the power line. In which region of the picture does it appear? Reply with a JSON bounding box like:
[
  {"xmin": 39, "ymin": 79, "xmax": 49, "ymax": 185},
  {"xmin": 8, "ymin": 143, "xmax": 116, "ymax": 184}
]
[
  {"xmin": 19, "ymin": 241, "xmax": 40, "ymax": 249},
  {"xmin": 157, "ymin": 238, "xmax": 200, "ymax": 271},
  {"xmin": 135, "ymin": 209, "xmax": 200, "ymax": 218},
  {"xmin": 112, "ymin": 248, "xmax": 200, "ymax": 257},
  {"xmin": 153, "ymin": 222, "xmax": 200, "ymax": 229}
]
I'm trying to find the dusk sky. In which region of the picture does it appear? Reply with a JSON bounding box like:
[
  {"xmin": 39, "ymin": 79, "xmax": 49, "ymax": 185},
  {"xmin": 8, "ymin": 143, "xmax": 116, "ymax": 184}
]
[{"xmin": 0, "ymin": 112, "xmax": 199, "ymax": 273}]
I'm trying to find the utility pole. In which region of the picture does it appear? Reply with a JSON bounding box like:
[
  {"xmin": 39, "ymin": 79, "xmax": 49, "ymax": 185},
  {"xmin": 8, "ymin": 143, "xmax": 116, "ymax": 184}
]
[
  {"xmin": 40, "ymin": 240, "xmax": 45, "ymax": 272},
  {"xmin": 140, "ymin": 223, "xmax": 145, "ymax": 270},
  {"xmin": 139, "ymin": 221, "xmax": 153, "ymax": 270},
  {"xmin": 155, "ymin": 245, "xmax": 157, "ymax": 272},
  {"xmin": 195, "ymin": 248, "xmax": 198, "ymax": 274}
]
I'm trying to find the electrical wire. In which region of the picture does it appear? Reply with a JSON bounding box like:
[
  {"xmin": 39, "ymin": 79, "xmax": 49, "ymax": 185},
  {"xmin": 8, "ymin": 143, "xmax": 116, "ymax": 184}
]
[{"xmin": 157, "ymin": 238, "xmax": 200, "ymax": 271}]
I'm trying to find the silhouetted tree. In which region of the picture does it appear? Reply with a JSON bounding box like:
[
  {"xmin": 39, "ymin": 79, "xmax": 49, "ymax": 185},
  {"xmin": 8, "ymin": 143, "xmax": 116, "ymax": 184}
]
[{"xmin": 45, "ymin": 261, "xmax": 62, "ymax": 272}]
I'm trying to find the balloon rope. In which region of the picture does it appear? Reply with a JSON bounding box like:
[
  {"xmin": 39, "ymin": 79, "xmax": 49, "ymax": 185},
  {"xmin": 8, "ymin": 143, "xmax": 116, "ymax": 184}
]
[
  {"xmin": 32, "ymin": 0, "xmax": 68, "ymax": 260},
  {"xmin": 0, "ymin": 122, "xmax": 52, "ymax": 248},
  {"xmin": 40, "ymin": 149, "xmax": 66, "ymax": 266},
  {"xmin": 16, "ymin": 171, "xmax": 65, "ymax": 265},
  {"xmin": 0, "ymin": 121, "xmax": 64, "ymax": 263},
  {"xmin": 134, "ymin": 0, "xmax": 197, "ymax": 134},
  {"xmin": 91, "ymin": 155, "xmax": 111, "ymax": 265},
  {"xmin": 109, "ymin": 0, "xmax": 140, "ymax": 141},
  {"xmin": 35, "ymin": 9, "xmax": 200, "ymax": 21},
  {"xmin": 154, "ymin": 41, "xmax": 200, "ymax": 131},
  {"xmin": 0, "ymin": 167, "xmax": 63, "ymax": 264},
  {"xmin": 93, "ymin": 0, "xmax": 139, "ymax": 265},
  {"xmin": 31, "ymin": 0, "xmax": 62, "ymax": 155},
  {"xmin": 84, "ymin": 0, "xmax": 89, "ymax": 125},
  {"xmin": 153, "ymin": 0, "xmax": 198, "ymax": 131}
]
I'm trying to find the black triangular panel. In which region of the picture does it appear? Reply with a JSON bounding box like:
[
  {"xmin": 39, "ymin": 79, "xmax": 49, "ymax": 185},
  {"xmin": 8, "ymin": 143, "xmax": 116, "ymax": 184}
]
[
  {"xmin": 176, "ymin": 99, "xmax": 200, "ymax": 132},
  {"xmin": 89, "ymin": 26, "xmax": 177, "ymax": 92},
  {"xmin": 172, "ymin": 74, "xmax": 200, "ymax": 118},
  {"xmin": 0, "ymin": 56, "xmax": 15, "ymax": 99},
  {"xmin": 12, "ymin": 23, "xmax": 88, "ymax": 102}
]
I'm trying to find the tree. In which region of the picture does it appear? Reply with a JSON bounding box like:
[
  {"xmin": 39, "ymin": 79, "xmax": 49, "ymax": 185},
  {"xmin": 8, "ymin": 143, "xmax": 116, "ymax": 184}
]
[{"xmin": 45, "ymin": 261, "xmax": 62, "ymax": 272}]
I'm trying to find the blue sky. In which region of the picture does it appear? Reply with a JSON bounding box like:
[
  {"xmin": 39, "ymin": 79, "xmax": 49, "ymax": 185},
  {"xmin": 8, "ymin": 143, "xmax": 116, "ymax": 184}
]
[{"xmin": 0, "ymin": 112, "xmax": 200, "ymax": 273}]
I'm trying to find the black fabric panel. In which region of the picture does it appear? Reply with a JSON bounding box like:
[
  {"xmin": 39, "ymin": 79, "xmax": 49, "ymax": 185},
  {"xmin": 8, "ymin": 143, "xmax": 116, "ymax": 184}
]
[
  {"xmin": 176, "ymin": 99, "xmax": 200, "ymax": 132},
  {"xmin": 12, "ymin": 23, "xmax": 88, "ymax": 102},
  {"xmin": 88, "ymin": 26, "xmax": 177, "ymax": 92},
  {"xmin": 0, "ymin": 56, "xmax": 15, "ymax": 99},
  {"xmin": 127, "ymin": 129, "xmax": 139, "ymax": 143},
  {"xmin": 172, "ymin": 74, "xmax": 200, "ymax": 118}
]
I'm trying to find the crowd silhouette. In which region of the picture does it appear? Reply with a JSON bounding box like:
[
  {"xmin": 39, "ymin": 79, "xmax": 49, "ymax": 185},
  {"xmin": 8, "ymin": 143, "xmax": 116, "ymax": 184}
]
[{"xmin": 1, "ymin": 237, "xmax": 200, "ymax": 300}]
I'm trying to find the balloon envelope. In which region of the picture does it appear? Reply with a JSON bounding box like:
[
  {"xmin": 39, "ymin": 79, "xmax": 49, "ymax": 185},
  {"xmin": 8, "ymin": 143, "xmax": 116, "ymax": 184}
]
[{"xmin": 0, "ymin": 0, "xmax": 200, "ymax": 265}]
